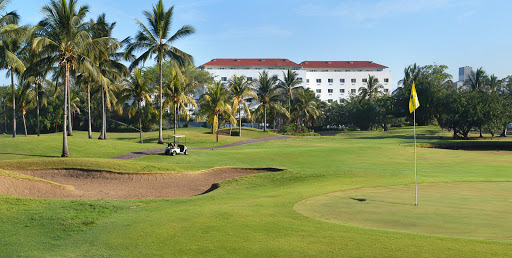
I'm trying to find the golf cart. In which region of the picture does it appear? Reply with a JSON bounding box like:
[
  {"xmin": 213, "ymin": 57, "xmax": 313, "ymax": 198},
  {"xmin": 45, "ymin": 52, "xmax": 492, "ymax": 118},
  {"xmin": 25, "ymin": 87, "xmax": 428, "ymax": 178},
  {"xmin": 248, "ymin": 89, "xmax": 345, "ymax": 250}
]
[{"xmin": 165, "ymin": 135, "xmax": 188, "ymax": 156}]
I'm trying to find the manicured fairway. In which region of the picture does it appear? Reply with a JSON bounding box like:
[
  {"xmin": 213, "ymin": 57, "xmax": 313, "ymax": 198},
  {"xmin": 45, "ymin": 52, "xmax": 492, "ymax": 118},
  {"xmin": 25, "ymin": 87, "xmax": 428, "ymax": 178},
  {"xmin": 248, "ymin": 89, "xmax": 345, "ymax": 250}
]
[
  {"xmin": 0, "ymin": 126, "xmax": 511, "ymax": 256},
  {"xmin": 295, "ymin": 182, "xmax": 512, "ymax": 242}
]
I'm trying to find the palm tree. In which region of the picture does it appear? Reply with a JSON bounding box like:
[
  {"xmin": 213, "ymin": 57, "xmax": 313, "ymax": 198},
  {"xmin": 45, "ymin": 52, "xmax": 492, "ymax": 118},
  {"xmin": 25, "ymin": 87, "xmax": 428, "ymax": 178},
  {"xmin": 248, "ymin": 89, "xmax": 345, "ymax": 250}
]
[
  {"xmin": 199, "ymin": 81, "xmax": 235, "ymax": 142},
  {"xmin": 398, "ymin": 63, "xmax": 421, "ymax": 90},
  {"xmin": 254, "ymin": 71, "xmax": 288, "ymax": 132},
  {"xmin": 126, "ymin": 0, "xmax": 195, "ymax": 144},
  {"xmin": 0, "ymin": 2, "xmax": 25, "ymax": 138},
  {"xmin": 292, "ymin": 88, "xmax": 321, "ymax": 128},
  {"xmin": 358, "ymin": 75, "xmax": 384, "ymax": 102},
  {"xmin": 33, "ymin": 0, "xmax": 107, "ymax": 157},
  {"xmin": 162, "ymin": 68, "xmax": 198, "ymax": 136},
  {"xmin": 465, "ymin": 67, "xmax": 487, "ymax": 92},
  {"xmin": 119, "ymin": 68, "xmax": 153, "ymax": 143},
  {"xmin": 228, "ymin": 75, "xmax": 256, "ymax": 136},
  {"xmin": 89, "ymin": 14, "xmax": 127, "ymax": 140},
  {"xmin": 486, "ymin": 74, "xmax": 500, "ymax": 92},
  {"xmin": 16, "ymin": 80, "xmax": 34, "ymax": 136},
  {"xmin": 278, "ymin": 69, "xmax": 302, "ymax": 119}
]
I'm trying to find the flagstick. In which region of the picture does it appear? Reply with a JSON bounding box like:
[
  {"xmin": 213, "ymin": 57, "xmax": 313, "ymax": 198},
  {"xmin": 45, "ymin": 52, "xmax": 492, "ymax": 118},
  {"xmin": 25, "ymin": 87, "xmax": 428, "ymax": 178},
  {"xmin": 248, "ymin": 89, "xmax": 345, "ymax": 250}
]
[{"xmin": 414, "ymin": 110, "xmax": 418, "ymax": 206}]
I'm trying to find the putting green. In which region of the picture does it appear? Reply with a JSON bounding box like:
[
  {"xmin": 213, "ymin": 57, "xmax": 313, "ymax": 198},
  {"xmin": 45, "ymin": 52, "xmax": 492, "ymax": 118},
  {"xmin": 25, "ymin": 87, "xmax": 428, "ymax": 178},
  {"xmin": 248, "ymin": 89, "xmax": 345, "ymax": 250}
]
[{"xmin": 295, "ymin": 182, "xmax": 512, "ymax": 242}]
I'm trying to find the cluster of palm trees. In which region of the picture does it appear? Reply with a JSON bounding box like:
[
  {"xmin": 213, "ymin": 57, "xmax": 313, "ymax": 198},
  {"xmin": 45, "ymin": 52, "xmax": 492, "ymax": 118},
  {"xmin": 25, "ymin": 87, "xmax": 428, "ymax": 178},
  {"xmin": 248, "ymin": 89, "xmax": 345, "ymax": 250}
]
[
  {"xmin": 198, "ymin": 69, "xmax": 324, "ymax": 140},
  {"xmin": 0, "ymin": 0, "xmax": 195, "ymax": 157}
]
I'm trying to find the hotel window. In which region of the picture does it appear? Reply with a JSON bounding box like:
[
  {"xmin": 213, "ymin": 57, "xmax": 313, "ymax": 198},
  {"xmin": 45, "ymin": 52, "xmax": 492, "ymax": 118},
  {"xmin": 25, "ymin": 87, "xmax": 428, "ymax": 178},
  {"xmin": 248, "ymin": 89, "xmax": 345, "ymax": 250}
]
[
  {"xmin": 351, "ymin": 79, "xmax": 356, "ymax": 83},
  {"xmin": 221, "ymin": 77, "xmax": 227, "ymax": 82},
  {"xmin": 328, "ymin": 89, "xmax": 333, "ymax": 93},
  {"xmin": 328, "ymin": 79, "xmax": 333, "ymax": 83},
  {"xmin": 328, "ymin": 99, "xmax": 333, "ymax": 103},
  {"xmin": 384, "ymin": 89, "xmax": 389, "ymax": 93},
  {"xmin": 351, "ymin": 89, "xmax": 356, "ymax": 94},
  {"xmin": 311, "ymin": 70, "xmax": 317, "ymax": 72},
  {"xmin": 323, "ymin": 70, "xmax": 328, "ymax": 72},
  {"xmin": 358, "ymin": 70, "xmax": 363, "ymax": 71},
  {"xmin": 362, "ymin": 78, "xmax": 367, "ymax": 83},
  {"xmin": 316, "ymin": 89, "xmax": 321, "ymax": 93},
  {"xmin": 298, "ymin": 77, "xmax": 303, "ymax": 82},
  {"xmin": 334, "ymin": 70, "xmax": 341, "ymax": 72},
  {"xmin": 316, "ymin": 79, "xmax": 321, "ymax": 83},
  {"xmin": 306, "ymin": 79, "xmax": 309, "ymax": 83},
  {"xmin": 247, "ymin": 77, "xmax": 252, "ymax": 82},
  {"xmin": 230, "ymin": 67, "xmax": 236, "ymax": 69},
  {"xmin": 340, "ymin": 79, "xmax": 345, "ymax": 83},
  {"xmin": 384, "ymin": 78, "xmax": 389, "ymax": 83},
  {"xmin": 340, "ymin": 89, "xmax": 345, "ymax": 93}
]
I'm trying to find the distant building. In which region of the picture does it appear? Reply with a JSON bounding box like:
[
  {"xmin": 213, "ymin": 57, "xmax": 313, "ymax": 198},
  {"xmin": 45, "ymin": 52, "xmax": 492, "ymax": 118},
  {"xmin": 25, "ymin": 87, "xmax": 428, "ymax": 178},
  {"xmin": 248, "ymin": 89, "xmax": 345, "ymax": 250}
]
[
  {"xmin": 455, "ymin": 66, "xmax": 472, "ymax": 88},
  {"xmin": 200, "ymin": 58, "xmax": 392, "ymax": 103}
]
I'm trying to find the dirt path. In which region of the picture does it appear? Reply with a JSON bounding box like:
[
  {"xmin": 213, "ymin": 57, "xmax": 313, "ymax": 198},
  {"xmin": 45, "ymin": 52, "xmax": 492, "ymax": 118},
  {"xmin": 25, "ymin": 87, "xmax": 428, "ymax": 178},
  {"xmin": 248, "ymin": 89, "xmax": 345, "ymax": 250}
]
[
  {"xmin": 112, "ymin": 135, "xmax": 292, "ymax": 160},
  {"xmin": 0, "ymin": 168, "xmax": 281, "ymax": 200}
]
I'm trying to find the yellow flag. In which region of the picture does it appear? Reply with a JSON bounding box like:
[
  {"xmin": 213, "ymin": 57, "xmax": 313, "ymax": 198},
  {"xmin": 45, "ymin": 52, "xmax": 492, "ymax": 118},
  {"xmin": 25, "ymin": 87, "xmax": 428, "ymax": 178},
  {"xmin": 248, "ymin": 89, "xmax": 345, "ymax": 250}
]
[{"xmin": 409, "ymin": 81, "xmax": 420, "ymax": 113}]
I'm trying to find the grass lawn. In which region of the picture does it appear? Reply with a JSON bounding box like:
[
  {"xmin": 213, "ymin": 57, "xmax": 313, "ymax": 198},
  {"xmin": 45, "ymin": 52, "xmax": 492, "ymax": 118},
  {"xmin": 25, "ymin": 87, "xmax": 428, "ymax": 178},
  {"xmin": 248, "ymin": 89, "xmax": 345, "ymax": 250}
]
[{"xmin": 0, "ymin": 126, "xmax": 511, "ymax": 256}]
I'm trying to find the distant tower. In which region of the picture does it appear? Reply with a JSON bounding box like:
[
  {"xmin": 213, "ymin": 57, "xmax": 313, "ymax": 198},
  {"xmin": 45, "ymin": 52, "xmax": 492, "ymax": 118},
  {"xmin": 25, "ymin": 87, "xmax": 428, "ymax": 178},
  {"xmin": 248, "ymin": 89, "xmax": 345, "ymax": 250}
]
[
  {"xmin": 455, "ymin": 66, "xmax": 472, "ymax": 88},
  {"xmin": 459, "ymin": 66, "xmax": 472, "ymax": 82}
]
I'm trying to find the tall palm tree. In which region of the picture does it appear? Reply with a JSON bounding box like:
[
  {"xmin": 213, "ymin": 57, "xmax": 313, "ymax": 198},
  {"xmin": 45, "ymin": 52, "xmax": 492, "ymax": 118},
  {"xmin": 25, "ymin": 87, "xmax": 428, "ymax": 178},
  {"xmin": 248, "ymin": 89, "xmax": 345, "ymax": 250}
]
[
  {"xmin": 33, "ymin": 0, "xmax": 107, "ymax": 157},
  {"xmin": 126, "ymin": 0, "xmax": 195, "ymax": 144},
  {"xmin": 254, "ymin": 71, "xmax": 288, "ymax": 132},
  {"xmin": 278, "ymin": 69, "xmax": 302, "ymax": 119},
  {"xmin": 199, "ymin": 81, "xmax": 235, "ymax": 142},
  {"xmin": 89, "ymin": 14, "xmax": 127, "ymax": 140},
  {"xmin": 162, "ymin": 68, "xmax": 198, "ymax": 136},
  {"xmin": 119, "ymin": 68, "xmax": 153, "ymax": 143},
  {"xmin": 465, "ymin": 67, "xmax": 487, "ymax": 92},
  {"xmin": 398, "ymin": 63, "xmax": 421, "ymax": 90},
  {"xmin": 228, "ymin": 75, "xmax": 256, "ymax": 136},
  {"xmin": 0, "ymin": 2, "xmax": 25, "ymax": 138},
  {"xmin": 358, "ymin": 74, "xmax": 384, "ymax": 102}
]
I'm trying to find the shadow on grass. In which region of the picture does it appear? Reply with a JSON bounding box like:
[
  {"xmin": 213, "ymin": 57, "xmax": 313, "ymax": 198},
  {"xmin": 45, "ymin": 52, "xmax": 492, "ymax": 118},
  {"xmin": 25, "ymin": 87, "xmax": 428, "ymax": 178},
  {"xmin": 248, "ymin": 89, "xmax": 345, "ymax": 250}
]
[
  {"xmin": 0, "ymin": 152, "xmax": 56, "ymax": 158},
  {"xmin": 350, "ymin": 197, "xmax": 415, "ymax": 206}
]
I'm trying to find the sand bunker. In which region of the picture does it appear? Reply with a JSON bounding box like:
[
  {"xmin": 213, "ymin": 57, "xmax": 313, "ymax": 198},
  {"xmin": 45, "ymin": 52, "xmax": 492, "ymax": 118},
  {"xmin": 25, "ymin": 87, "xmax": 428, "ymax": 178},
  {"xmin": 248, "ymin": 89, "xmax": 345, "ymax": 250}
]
[{"xmin": 0, "ymin": 168, "xmax": 280, "ymax": 199}]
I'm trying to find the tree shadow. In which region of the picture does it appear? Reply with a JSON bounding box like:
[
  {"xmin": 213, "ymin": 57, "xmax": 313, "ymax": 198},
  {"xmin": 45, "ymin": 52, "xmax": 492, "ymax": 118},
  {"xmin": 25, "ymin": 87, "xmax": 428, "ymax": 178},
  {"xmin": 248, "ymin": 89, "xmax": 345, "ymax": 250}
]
[
  {"xmin": 0, "ymin": 152, "xmax": 57, "ymax": 158},
  {"xmin": 349, "ymin": 197, "xmax": 415, "ymax": 206}
]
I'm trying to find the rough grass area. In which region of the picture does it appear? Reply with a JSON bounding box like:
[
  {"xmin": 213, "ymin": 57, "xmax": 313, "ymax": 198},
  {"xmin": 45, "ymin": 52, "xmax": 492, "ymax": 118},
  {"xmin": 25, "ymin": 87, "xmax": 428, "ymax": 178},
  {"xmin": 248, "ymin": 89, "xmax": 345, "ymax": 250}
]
[
  {"xmin": 0, "ymin": 126, "xmax": 511, "ymax": 256},
  {"xmin": 295, "ymin": 182, "xmax": 512, "ymax": 242}
]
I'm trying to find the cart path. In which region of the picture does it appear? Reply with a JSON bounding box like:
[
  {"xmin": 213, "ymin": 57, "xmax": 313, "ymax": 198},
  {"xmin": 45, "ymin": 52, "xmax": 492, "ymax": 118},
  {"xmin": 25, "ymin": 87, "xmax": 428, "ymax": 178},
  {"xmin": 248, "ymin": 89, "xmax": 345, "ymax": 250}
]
[{"xmin": 112, "ymin": 135, "xmax": 292, "ymax": 160}]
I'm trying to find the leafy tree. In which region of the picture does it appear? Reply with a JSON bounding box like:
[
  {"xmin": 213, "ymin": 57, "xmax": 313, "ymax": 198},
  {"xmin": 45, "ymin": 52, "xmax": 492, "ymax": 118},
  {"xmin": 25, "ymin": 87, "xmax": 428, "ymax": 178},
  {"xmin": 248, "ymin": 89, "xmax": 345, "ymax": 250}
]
[
  {"xmin": 199, "ymin": 81, "xmax": 235, "ymax": 142},
  {"xmin": 126, "ymin": 0, "xmax": 195, "ymax": 144},
  {"xmin": 228, "ymin": 75, "xmax": 256, "ymax": 136}
]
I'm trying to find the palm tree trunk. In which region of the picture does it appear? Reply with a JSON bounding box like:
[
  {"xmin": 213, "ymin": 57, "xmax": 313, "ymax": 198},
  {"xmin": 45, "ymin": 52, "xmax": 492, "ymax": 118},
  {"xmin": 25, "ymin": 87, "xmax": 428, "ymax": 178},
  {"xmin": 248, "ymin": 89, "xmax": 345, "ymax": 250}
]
[
  {"xmin": 22, "ymin": 111, "xmax": 27, "ymax": 137},
  {"xmin": 174, "ymin": 103, "xmax": 177, "ymax": 136},
  {"xmin": 62, "ymin": 64, "xmax": 70, "ymax": 157},
  {"xmin": 288, "ymin": 92, "xmax": 291, "ymax": 123},
  {"xmin": 177, "ymin": 105, "xmax": 180, "ymax": 129},
  {"xmin": 11, "ymin": 70, "xmax": 16, "ymax": 138},
  {"xmin": 3, "ymin": 96, "xmax": 6, "ymax": 133},
  {"xmin": 103, "ymin": 86, "xmax": 107, "ymax": 140},
  {"xmin": 264, "ymin": 106, "xmax": 267, "ymax": 132},
  {"xmin": 87, "ymin": 83, "xmax": 92, "ymax": 139},
  {"xmin": 158, "ymin": 60, "xmax": 164, "ymax": 144},
  {"xmin": 139, "ymin": 101, "xmax": 143, "ymax": 144},
  {"xmin": 216, "ymin": 115, "xmax": 219, "ymax": 142},
  {"xmin": 36, "ymin": 83, "xmax": 40, "ymax": 137},
  {"xmin": 67, "ymin": 82, "xmax": 73, "ymax": 136},
  {"xmin": 238, "ymin": 103, "xmax": 241, "ymax": 136},
  {"xmin": 99, "ymin": 85, "xmax": 105, "ymax": 140}
]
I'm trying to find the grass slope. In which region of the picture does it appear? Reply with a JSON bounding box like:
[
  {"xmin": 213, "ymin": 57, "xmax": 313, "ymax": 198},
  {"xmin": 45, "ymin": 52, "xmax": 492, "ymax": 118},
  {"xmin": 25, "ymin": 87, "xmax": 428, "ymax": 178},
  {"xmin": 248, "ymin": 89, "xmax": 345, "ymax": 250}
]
[{"xmin": 0, "ymin": 126, "xmax": 511, "ymax": 256}]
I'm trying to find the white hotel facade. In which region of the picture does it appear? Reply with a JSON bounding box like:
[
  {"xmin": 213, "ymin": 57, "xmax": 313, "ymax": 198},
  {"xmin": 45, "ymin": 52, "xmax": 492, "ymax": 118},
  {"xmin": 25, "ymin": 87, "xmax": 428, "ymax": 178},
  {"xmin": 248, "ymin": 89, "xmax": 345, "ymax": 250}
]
[{"xmin": 200, "ymin": 58, "xmax": 392, "ymax": 103}]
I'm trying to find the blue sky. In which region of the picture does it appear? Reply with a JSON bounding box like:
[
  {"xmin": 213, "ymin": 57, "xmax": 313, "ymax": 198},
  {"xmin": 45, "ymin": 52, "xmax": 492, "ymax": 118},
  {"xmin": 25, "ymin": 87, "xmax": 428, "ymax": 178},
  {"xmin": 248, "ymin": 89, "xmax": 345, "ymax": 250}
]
[{"xmin": 3, "ymin": 0, "xmax": 512, "ymax": 90}]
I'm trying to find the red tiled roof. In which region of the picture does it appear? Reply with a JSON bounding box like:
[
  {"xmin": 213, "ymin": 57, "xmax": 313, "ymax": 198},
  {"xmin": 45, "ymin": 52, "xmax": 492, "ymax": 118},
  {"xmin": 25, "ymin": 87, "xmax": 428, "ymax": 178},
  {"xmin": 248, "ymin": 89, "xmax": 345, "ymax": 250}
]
[
  {"xmin": 201, "ymin": 58, "xmax": 301, "ymax": 67},
  {"xmin": 300, "ymin": 61, "xmax": 387, "ymax": 69}
]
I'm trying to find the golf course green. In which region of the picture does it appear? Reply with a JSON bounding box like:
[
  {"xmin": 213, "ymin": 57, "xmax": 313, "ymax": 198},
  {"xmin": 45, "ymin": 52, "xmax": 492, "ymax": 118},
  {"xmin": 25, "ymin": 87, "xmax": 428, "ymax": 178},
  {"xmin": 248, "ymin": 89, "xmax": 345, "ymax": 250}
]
[{"xmin": 0, "ymin": 126, "xmax": 511, "ymax": 256}]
